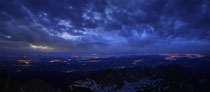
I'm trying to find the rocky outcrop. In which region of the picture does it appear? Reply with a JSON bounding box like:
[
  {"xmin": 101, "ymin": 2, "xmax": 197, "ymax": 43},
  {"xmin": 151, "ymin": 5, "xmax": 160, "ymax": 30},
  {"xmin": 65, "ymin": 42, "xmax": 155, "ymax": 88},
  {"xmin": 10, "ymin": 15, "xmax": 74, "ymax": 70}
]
[
  {"xmin": 0, "ymin": 70, "xmax": 22, "ymax": 92},
  {"xmin": 0, "ymin": 70, "xmax": 60, "ymax": 92},
  {"xmin": 22, "ymin": 79, "xmax": 58, "ymax": 92}
]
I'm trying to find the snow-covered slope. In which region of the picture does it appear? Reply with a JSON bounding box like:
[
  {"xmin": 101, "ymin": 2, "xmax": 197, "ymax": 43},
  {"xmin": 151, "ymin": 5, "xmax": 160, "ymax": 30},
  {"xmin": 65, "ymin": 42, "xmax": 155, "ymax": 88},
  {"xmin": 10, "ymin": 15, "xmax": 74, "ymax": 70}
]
[{"xmin": 69, "ymin": 78, "xmax": 165, "ymax": 92}]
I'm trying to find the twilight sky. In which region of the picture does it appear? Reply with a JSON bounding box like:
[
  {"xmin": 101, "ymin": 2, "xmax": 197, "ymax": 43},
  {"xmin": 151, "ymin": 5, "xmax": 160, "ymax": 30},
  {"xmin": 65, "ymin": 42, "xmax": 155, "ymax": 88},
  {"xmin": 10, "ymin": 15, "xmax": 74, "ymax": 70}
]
[{"xmin": 0, "ymin": 0, "xmax": 210, "ymax": 54}]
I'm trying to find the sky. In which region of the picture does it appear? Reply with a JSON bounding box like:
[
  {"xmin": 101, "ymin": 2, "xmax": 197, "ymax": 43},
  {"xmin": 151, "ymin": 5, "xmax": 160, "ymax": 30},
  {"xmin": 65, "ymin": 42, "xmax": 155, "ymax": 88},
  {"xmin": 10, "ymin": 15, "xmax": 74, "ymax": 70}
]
[{"xmin": 0, "ymin": 0, "xmax": 210, "ymax": 54}]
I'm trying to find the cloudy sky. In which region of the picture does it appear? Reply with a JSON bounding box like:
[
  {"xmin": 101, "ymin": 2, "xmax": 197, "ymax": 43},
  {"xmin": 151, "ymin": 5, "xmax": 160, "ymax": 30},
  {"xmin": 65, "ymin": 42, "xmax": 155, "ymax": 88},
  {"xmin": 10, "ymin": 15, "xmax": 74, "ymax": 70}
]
[{"xmin": 0, "ymin": 0, "xmax": 210, "ymax": 54}]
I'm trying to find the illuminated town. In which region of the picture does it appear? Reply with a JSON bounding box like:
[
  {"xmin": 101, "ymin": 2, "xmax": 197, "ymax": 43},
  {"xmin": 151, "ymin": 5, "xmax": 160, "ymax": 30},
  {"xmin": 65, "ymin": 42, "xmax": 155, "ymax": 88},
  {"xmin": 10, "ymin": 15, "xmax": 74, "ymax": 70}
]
[{"xmin": 0, "ymin": 53, "xmax": 205, "ymax": 75}]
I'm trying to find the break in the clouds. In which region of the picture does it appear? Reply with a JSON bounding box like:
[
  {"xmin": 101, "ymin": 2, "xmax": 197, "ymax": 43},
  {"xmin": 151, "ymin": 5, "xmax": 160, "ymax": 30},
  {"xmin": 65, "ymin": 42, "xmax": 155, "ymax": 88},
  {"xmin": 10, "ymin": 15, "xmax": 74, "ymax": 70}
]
[{"xmin": 0, "ymin": 0, "xmax": 210, "ymax": 53}]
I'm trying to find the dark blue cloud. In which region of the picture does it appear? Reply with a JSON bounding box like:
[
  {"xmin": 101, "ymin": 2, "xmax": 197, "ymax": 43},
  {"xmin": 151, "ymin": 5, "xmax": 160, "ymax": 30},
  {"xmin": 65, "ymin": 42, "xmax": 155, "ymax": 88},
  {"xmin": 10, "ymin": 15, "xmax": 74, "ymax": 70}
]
[{"xmin": 0, "ymin": 0, "xmax": 210, "ymax": 54}]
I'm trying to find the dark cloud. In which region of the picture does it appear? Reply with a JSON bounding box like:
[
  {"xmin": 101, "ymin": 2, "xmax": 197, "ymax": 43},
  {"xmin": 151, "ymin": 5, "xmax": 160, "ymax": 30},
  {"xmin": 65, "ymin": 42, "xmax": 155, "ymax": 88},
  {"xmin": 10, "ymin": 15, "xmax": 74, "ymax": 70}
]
[{"xmin": 0, "ymin": 0, "xmax": 210, "ymax": 54}]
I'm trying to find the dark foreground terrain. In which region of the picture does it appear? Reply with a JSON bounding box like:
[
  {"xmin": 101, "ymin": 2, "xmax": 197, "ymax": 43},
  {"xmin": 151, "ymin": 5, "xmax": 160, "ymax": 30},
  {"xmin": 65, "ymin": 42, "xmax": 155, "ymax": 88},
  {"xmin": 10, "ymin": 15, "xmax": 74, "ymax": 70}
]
[{"xmin": 1, "ymin": 55, "xmax": 210, "ymax": 92}]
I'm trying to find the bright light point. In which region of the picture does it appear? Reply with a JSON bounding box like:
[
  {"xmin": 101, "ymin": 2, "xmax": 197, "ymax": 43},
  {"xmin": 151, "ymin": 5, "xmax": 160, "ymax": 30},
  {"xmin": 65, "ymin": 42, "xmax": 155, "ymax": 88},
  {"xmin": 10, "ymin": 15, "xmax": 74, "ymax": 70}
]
[{"xmin": 30, "ymin": 44, "xmax": 54, "ymax": 50}]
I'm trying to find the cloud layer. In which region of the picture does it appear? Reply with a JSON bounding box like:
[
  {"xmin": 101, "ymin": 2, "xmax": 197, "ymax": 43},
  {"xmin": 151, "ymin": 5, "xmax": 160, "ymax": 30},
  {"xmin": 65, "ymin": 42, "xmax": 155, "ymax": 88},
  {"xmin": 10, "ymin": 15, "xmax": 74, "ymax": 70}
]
[{"xmin": 0, "ymin": 0, "xmax": 210, "ymax": 54}]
